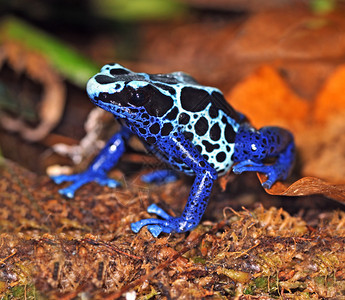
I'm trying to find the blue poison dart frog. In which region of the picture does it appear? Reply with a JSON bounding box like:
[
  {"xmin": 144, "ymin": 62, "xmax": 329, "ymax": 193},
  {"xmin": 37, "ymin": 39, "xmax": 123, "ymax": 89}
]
[{"xmin": 52, "ymin": 64, "xmax": 295, "ymax": 237}]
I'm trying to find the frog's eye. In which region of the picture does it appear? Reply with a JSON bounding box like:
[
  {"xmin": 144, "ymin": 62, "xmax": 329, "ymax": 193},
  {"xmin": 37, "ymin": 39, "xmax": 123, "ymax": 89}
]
[{"xmin": 128, "ymin": 90, "xmax": 148, "ymax": 107}]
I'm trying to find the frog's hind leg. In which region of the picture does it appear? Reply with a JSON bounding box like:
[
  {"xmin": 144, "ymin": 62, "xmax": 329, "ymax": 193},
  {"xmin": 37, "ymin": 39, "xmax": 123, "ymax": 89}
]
[
  {"xmin": 232, "ymin": 124, "xmax": 295, "ymax": 189},
  {"xmin": 140, "ymin": 144, "xmax": 180, "ymax": 184},
  {"xmin": 141, "ymin": 169, "xmax": 179, "ymax": 185}
]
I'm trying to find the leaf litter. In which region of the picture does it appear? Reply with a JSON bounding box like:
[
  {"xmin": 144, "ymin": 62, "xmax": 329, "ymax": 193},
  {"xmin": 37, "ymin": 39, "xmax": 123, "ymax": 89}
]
[{"xmin": 1, "ymin": 158, "xmax": 345, "ymax": 298}]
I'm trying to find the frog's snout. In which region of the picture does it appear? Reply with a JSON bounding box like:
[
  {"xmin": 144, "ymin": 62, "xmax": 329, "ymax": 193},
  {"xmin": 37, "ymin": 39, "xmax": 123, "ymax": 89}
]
[{"xmin": 86, "ymin": 77, "xmax": 99, "ymax": 101}]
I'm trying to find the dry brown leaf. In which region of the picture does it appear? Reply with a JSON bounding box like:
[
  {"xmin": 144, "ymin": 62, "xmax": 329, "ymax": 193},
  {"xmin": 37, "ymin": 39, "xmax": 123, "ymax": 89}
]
[{"xmin": 258, "ymin": 173, "xmax": 345, "ymax": 203}]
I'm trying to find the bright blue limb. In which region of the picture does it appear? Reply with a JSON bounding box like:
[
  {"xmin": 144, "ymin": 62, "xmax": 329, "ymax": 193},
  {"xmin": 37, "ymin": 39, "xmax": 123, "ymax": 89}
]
[
  {"xmin": 51, "ymin": 126, "xmax": 132, "ymax": 198},
  {"xmin": 131, "ymin": 133, "xmax": 217, "ymax": 236},
  {"xmin": 141, "ymin": 169, "xmax": 179, "ymax": 184},
  {"xmin": 131, "ymin": 204, "xmax": 175, "ymax": 236},
  {"xmin": 52, "ymin": 173, "xmax": 84, "ymax": 184},
  {"xmin": 146, "ymin": 225, "xmax": 164, "ymax": 237},
  {"xmin": 57, "ymin": 176, "xmax": 98, "ymax": 198},
  {"xmin": 233, "ymin": 124, "xmax": 295, "ymax": 188},
  {"xmin": 233, "ymin": 161, "xmax": 280, "ymax": 189},
  {"xmin": 147, "ymin": 203, "xmax": 172, "ymax": 219}
]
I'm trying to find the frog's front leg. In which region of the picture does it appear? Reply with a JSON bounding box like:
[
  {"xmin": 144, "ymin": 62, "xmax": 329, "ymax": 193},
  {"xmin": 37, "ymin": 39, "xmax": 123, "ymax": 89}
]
[
  {"xmin": 232, "ymin": 124, "xmax": 295, "ymax": 189},
  {"xmin": 131, "ymin": 133, "xmax": 218, "ymax": 237},
  {"xmin": 51, "ymin": 126, "xmax": 132, "ymax": 198}
]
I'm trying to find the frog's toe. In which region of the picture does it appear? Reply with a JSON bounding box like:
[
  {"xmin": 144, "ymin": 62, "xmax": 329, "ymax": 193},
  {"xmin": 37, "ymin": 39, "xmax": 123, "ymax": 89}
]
[
  {"xmin": 232, "ymin": 160, "xmax": 263, "ymax": 174},
  {"xmin": 60, "ymin": 175, "xmax": 94, "ymax": 197},
  {"xmin": 131, "ymin": 209, "xmax": 196, "ymax": 236},
  {"xmin": 141, "ymin": 170, "xmax": 179, "ymax": 185},
  {"xmin": 131, "ymin": 204, "xmax": 181, "ymax": 236},
  {"xmin": 59, "ymin": 188, "xmax": 74, "ymax": 198},
  {"xmin": 147, "ymin": 225, "xmax": 164, "ymax": 237},
  {"xmin": 261, "ymin": 178, "xmax": 274, "ymax": 189},
  {"xmin": 233, "ymin": 161, "xmax": 288, "ymax": 188},
  {"xmin": 259, "ymin": 165, "xmax": 290, "ymax": 189},
  {"xmin": 95, "ymin": 177, "xmax": 121, "ymax": 188},
  {"xmin": 147, "ymin": 203, "xmax": 172, "ymax": 219},
  {"xmin": 149, "ymin": 224, "xmax": 176, "ymax": 236},
  {"xmin": 131, "ymin": 219, "xmax": 156, "ymax": 233},
  {"xmin": 51, "ymin": 175, "xmax": 63, "ymax": 184},
  {"xmin": 130, "ymin": 221, "xmax": 141, "ymax": 233},
  {"xmin": 51, "ymin": 174, "xmax": 78, "ymax": 184},
  {"xmin": 131, "ymin": 219, "xmax": 175, "ymax": 237},
  {"xmin": 54, "ymin": 171, "xmax": 121, "ymax": 198},
  {"xmin": 58, "ymin": 184, "xmax": 81, "ymax": 198}
]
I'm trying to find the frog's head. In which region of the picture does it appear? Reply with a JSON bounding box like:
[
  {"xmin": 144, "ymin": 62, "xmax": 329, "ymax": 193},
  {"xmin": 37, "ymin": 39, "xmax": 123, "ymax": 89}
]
[{"xmin": 87, "ymin": 64, "xmax": 174, "ymax": 122}]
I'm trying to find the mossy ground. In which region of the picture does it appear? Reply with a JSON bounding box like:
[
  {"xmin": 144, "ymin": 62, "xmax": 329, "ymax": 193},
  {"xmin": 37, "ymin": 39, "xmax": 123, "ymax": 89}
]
[{"xmin": 1, "ymin": 160, "xmax": 345, "ymax": 299}]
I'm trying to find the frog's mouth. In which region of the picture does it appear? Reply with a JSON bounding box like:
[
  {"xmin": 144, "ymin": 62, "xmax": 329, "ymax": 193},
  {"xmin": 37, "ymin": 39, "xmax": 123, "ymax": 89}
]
[
  {"xmin": 102, "ymin": 102, "xmax": 142, "ymax": 121},
  {"xmin": 92, "ymin": 97, "xmax": 143, "ymax": 123},
  {"xmin": 87, "ymin": 83, "xmax": 142, "ymax": 125}
]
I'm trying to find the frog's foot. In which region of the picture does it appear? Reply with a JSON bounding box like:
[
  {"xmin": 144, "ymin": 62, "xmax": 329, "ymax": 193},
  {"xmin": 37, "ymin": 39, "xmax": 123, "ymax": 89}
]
[
  {"xmin": 232, "ymin": 160, "xmax": 289, "ymax": 189},
  {"xmin": 51, "ymin": 171, "xmax": 121, "ymax": 198},
  {"xmin": 131, "ymin": 204, "xmax": 193, "ymax": 237},
  {"xmin": 141, "ymin": 170, "xmax": 179, "ymax": 185}
]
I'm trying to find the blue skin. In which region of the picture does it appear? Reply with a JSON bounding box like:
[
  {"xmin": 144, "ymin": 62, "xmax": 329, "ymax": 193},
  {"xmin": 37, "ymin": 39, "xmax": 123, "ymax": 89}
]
[{"xmin": 52, "ymin": 63, "xmax": 295, "ymax": 237}]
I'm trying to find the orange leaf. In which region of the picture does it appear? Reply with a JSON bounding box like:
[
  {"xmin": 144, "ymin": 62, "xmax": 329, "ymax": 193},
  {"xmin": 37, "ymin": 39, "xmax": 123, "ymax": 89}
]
[
  {"xmin": 226, "ymin": 65, "xmax": 310, "ymax": 131},
  {"xmin": 313, "ymin": 64, "xmax": 345, "ymax": 124}
]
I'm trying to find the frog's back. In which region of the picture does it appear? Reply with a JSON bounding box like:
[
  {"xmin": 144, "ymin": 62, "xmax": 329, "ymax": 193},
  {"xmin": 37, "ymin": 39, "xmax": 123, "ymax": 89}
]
[
  {"xmin": 148, "ymin": 72, "xmax": 242, "ymax": 175},
  {"xmin": 88, "ymin": 63, "xmax": 243, "ymax": 176}
]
